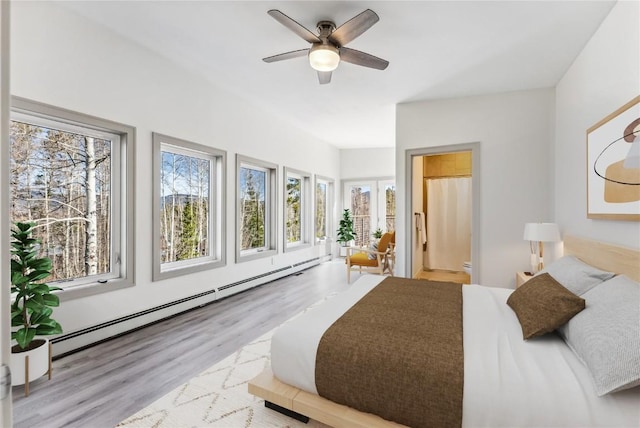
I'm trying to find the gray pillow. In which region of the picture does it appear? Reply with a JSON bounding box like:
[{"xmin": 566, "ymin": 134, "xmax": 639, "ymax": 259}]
[
  {"xmin": 558, "ymin": 275, "xmax": 640, "ymax": 396},
  {"xmin": 536, "ymin": 255, "xmax": 614, "ymax": 296}
]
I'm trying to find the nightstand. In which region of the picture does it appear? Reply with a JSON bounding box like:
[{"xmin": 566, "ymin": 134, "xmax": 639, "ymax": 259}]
[{"xmin": 516, "ymin": 271, "xmax": 534, "ymax": 288}]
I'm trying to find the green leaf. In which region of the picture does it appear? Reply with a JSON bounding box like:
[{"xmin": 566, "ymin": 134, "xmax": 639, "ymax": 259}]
[
  {"xmin": 34, "ymin": 317, "xmax": 56, "ymax": 327},
  {"xmin": 17, "ymin": 222, "xmax": 34, "ymax": 232},
  {"xmin": 11, "ymin": 311, "xmax": 24, "ymax": 327},
  {"xmin": 11, "ymin": 272, "xmax": 29, "ymax": 285},
  {"xmin": 26, "ymin": 297, "xmax": 44, "ymax": 311},
  {"xmin": 27, "ymin": 283, "xmax": 50, "ymax": 294},
  {"xmin": 42, "ymin": 294, "xmax": 60, "ymax": 307},
  {"xmin": 35, "ymin": 322, "xmax": 62, "ymax": 336},
  {"xmin": 28, "ymin": 270, "xmax": 51, "ymax": 282},
  {"xmin": 13, "ymin": 327, "xmax": 37, "ymax": 349},
  {"xmin": 29, "ymin": 306, "xmax": 53, "ymax": 324},
  {"xmin": 10, "ymin": 242, "xmax": 23, "ymax": 250},
  {"xmin": 10, "ymin": 259, "xmax": 23, "ymax": 271},
  {"xmin": 28, "ymin": 258, "xmax": 52, "ymax": 271}
]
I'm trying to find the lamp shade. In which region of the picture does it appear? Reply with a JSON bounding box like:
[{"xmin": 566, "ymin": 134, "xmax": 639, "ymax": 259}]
[
  {"xmin": 309, "ymin": 44, "xmax": 340, "ymax": 72},
  {"xmin": 523, "ymin": 223, "xmax": 561, "ymax": 242}
]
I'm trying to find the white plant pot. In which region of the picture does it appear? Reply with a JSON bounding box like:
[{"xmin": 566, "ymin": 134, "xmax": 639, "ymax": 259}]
[
  {"xmin": 338, "ymin": 241, "xmax": 355, "ymax": 257},
  {"xmin": 11, "ymin": 338, "xmax": 50, "ymax": 386}
]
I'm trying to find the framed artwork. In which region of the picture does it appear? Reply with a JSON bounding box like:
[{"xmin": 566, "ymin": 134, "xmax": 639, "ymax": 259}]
[{"xmin": 587, "ymin": 96, "xmax": 640, "ymax": 221}]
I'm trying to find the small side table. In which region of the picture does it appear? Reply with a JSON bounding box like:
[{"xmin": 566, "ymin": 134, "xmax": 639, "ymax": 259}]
[{"xmin": 516, "ymin": 271, "xmax": 534, "ymax": 288}]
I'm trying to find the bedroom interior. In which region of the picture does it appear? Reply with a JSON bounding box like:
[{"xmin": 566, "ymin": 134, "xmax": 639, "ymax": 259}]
[
  {"xmin": 1, "ymin": 0, "xmax": 639, "ymax": 427},
  {"xmin": 249, "ymin": 235, "xmax": 640, "ymax": 427}
]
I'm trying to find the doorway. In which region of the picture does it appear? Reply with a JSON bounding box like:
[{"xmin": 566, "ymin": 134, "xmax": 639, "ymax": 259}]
[{"xmin": 406, "ymin": 143, "xmax": 480, "ymax": 283}]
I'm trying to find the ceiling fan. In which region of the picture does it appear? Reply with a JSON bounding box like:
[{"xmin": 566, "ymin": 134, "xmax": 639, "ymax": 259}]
[{"xmin": 262, "ymin": 9, "xmax": 389, "ymax": 84}]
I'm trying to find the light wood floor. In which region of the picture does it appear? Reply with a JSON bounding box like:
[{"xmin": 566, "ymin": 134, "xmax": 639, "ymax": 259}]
[
  {"xmin": 12, "ymin": 260, "xmax": 351, "ymax": 428},
  {"xmin": 415, "ymin": 269, "xmax": 470, "ymax": 284}
]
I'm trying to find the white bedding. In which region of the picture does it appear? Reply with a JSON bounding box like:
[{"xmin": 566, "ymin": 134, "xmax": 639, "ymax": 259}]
[{"xmin": 271, "ymin": 275, "xmax": 640, "ymax": 427}]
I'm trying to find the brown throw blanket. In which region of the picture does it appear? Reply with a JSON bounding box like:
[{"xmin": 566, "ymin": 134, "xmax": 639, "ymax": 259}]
[{"xmin": 315, "ymin": 277, "xmax": 463, "ymax": 428}]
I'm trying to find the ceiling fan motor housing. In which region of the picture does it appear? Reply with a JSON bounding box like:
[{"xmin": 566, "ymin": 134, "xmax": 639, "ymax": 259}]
[{"xmin": 316, "ymin": 21, "xmax": 337, "ymax": 40}]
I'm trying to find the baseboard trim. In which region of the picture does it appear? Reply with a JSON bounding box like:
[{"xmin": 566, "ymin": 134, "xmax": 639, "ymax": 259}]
[{"xmin": 52, "ymin": 258, "xmax": 321, "ymax": 357}]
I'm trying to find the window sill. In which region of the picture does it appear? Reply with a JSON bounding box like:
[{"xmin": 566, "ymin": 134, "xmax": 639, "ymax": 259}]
[
  {"xmin": 284, "ymin": 242, "xmax": 312, "ymax": 253},
  {"xmin": 237, "ymin": 248, "xmax": 277, "ymax": 263},
  {"xmin": 57, "ymin": 278, "xmax": 135, "ymax": 301}
]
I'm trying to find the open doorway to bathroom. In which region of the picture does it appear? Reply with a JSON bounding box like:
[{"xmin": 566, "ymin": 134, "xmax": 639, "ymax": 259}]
[
  {"xmin": 407, "ymin": 143, "xmax": 480, "ymax": 284},
  {"xmin": 419, "ymin": 151, "xmax": 471, "ymax": 283}
]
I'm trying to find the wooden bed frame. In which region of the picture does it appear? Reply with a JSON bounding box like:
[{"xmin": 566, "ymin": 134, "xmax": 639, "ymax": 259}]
[{"xmin": 248, "ymin": 235, "xmax": 640, "ymax": 427}]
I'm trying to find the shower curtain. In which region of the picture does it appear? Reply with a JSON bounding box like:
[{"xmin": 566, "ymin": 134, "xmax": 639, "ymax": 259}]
[{"xmin": 425, "ymin": 177, "xmax": 472, "ymax": 271}]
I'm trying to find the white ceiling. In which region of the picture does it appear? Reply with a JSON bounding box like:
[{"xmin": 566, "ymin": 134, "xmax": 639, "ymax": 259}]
[{"xmin": 60, "ymin": 1, "xmax": 614, "ymax": 149}]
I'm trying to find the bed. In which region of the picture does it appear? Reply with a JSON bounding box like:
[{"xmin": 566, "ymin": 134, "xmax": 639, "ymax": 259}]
[{"xmin": 248, "ymin": 235, "xmax": 640, "ymax": 427}]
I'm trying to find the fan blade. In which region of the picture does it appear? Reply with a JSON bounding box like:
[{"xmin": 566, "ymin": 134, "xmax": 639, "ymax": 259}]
[
  {"xmin": 263, "ymin": 49, "xmax": 309, "ymax": 63},
  {"xmin": 339, "ymin": 47, "xmax": 389, "ymax": 70},
  {"xmin": 267, "ymin": 10, "xmax": 321, "ymax": 44},
  {"xmin": 318, "ymin": 71, "xmax": 332, "ymax": 85},
  {"xmin": 329, "ymin": 9, "xmax": 379, "ymax": 47}
]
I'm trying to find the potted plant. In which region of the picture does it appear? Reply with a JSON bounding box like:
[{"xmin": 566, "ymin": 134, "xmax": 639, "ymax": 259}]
[
  {"xmin": 10, "ymin": 222, "xmax": 62, "ymax": 394},
  {"xmin": 372, "ymin": 227, "xmax": 383, "ymax": 240},
  {"xmin": 337, "ymin": 209, "xmax": 356, "ymax": 256}
]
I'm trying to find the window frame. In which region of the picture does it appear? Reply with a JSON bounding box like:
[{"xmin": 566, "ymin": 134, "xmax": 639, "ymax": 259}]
[
  {"xmin": 284, "ymin": 166, "xmax": 312, "ymax": 252},
  {"xmin": 152, "ymin": 133, "xmax": 226, "ymax": 281},
  {"xmin": 314, "ymin": 175, "xmax": 334, "ymax": 245},
  {"xmin": 342, "ymin": 177, "xmax": 395, "ymax": 247},
  {"xmin": 236, "ymin": 155, "xmax": 278, "ymax": 262},
  {"xmin": 10, "ymin": 96, "xmax": 135, "ymax": 300}
]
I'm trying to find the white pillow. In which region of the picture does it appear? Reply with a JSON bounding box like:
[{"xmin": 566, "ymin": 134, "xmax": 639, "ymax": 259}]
[
  {"xmin": 559, "ymin": 275, "xmax": 640, "ymax": 396},
  {"xmin": 536, "ymin": 255, "xmax": 614, "ymax": 296},
  {"xmin": 367, "ymin": 240, "xmax": 379, "ymax": 260}
]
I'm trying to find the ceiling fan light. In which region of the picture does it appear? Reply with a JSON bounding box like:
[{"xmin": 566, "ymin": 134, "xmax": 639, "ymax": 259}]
[{"xmin": 309, "ymin": 45, "xmax": 340, "ymax": 72}]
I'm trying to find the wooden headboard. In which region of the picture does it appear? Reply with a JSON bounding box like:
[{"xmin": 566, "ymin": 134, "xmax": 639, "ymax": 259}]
[{"xmin": 564, "ymin": 235, "xmax": 640, "ymax": 282}]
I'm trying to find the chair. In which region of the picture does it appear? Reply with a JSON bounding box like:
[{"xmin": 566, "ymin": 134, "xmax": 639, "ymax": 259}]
[
  {"xmin": 388, "ymin": 231, "xmax": 396, "ymax": 275},
  {"xmin": 346, "ymin": 232, "xmax": 394, "ymax": 283}
]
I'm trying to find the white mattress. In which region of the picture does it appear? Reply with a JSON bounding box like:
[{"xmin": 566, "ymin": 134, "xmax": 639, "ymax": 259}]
[{"xmin": 271, "ymin": 276, "xmax": 640, "ymax": 427}]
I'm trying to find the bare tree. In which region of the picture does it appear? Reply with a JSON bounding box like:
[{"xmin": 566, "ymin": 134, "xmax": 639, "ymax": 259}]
[{"xmin": 84, "ymin": 136, "xmax": 98, "ymax": 276}]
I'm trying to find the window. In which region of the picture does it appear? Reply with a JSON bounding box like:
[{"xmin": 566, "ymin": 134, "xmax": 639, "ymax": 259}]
[
  {"xmin": 315, "ymin": 176, "xmax": 334, "ymax": 243},
  {"xmin": 383, "ymin": 180, "xmax": 397, "ymax": 232},
  {"xmin": 9, "ymin": 97, "xmax": 135, "ymax": 297},
  {"xmin": 237, "ymin": 155, "xmax": 277, "ymax": 262},
  {"xmin": 284, "ymin": 167, "xmax": 311, "ymax": 251},
  {"xmin": 152, "ymin": 133, "xmax": 225, "ymax": 281},
  {"xmin": 343, "ymin": 179, "xmax": 395, "ymax": 247}
]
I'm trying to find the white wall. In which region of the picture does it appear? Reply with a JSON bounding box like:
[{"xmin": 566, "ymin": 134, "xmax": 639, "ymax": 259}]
[
  {"xmin": 555, "ymin": 0, "xmax": 640, "ymax": 249},
  {"xmin": 10, "ymin": 2, "xmax": 340, "ymax": 349},
  {"xmin": 396, "ymin": 88, "xmax": 555, "ymax": 287},
  {"xmin": 340, "ymin": 147, "xmax": 395, "ymax": 180}
]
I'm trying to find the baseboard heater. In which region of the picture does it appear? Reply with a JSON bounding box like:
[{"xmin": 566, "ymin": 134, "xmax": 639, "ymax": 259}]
[{"xmin": 52, "ymin": 257, "xmax": 320, "ymax": 358}]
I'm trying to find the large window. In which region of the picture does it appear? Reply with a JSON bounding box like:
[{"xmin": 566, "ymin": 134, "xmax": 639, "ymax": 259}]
[
  {"xmin": 383, "ymin": 180, "xmax": 397, "ymax": 232},
  {"xmin": 284, "ymin": 167, "xmax": 311, "ymax": 251},
  {"xmin": 315, "ymin": 176, "xmax": 334, "ymax": 244},
  {"xmin": 343, "ymin": 179, "xmax": 395, "ymax": 247},
  {"xmin": 9, "ymin": 97, "xmax": 135, "ymax": 297},
  {"xmin": 237, "ymin": 155, "xmax": 277, "ymax": 261},
  {"xmin": 152, "ymin": 133, "xmax": 225, "ymax": 281}
]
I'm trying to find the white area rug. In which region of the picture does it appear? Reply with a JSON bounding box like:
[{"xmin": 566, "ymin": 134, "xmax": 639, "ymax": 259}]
[{"xmin": 117, "ymin": 305, "xmax": 331, "ymax": 428}]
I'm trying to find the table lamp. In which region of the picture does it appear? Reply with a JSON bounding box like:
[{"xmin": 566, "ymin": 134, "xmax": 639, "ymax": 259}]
[{"xmin": 523, "ymin": 223, "xmax": 560, "ymax": 273}]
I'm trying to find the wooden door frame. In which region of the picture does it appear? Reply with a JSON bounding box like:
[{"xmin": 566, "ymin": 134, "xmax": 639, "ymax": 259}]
[{"xmin": 404, "ymin": 143, "xmax": 480, "ymax": 283}]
